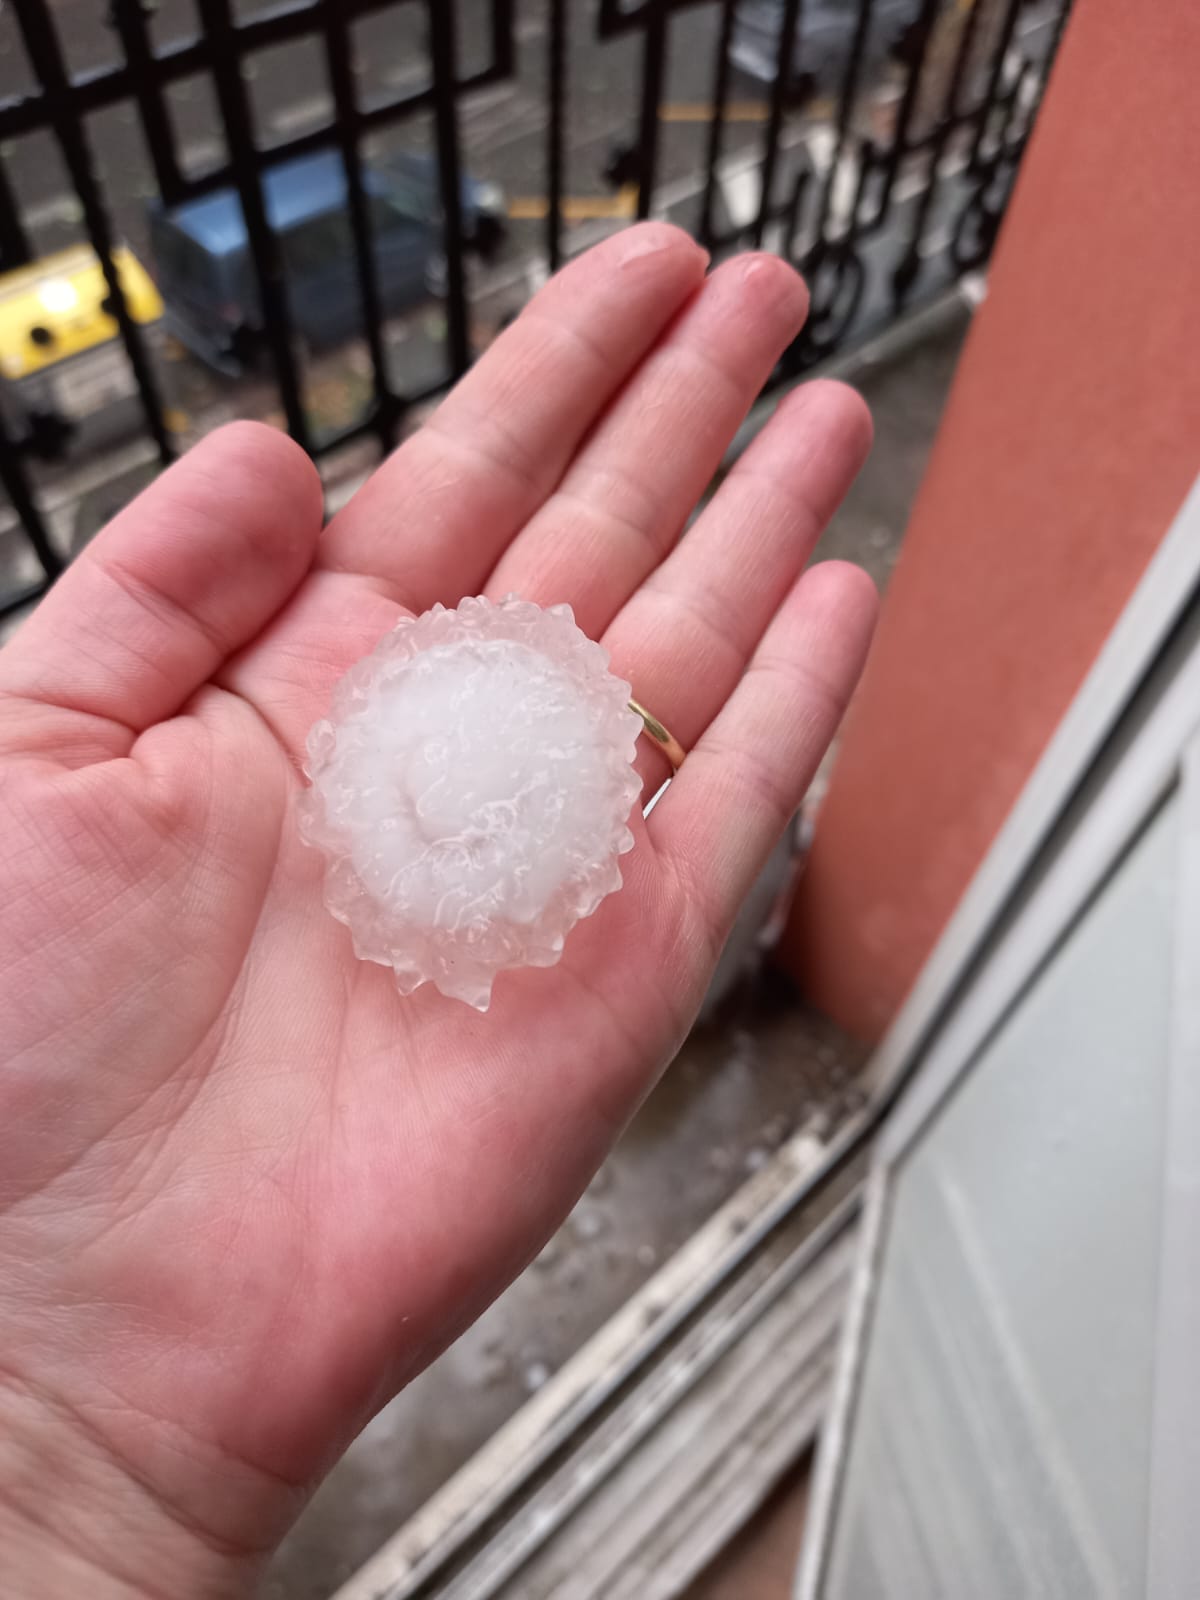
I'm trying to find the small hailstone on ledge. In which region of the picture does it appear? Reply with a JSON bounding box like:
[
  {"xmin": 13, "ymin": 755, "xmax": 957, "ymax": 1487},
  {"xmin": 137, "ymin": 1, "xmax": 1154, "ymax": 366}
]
[{"xmin": 299, "ymin": 595, "xmax": 643, "ymax": 1011}]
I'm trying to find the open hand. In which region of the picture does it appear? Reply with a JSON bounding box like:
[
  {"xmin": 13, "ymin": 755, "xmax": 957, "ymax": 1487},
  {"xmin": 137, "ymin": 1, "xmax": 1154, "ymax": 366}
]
[{"xmin": 0, "ymin": 224, "xmax": 874, "ymax": 1598}]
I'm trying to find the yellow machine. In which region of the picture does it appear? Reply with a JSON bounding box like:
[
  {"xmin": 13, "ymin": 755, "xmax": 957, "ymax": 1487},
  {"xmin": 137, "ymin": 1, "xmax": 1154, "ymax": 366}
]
[{"xmin": 0, "ymin": 243, "xmax": 164, "ymax": 456}]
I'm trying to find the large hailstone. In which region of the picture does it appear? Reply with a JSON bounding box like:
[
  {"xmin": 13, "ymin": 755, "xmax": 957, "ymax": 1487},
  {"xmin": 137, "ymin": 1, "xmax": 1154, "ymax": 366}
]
[{"xmin": 299, "ymin": 595, "xmax": 643, "ymax": 1010}]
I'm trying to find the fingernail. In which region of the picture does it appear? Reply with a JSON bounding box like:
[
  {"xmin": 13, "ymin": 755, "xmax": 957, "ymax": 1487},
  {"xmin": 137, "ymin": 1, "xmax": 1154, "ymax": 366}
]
[
  {"xmin": 739, "ymin": 252, "xmax": 808, "ymax": 313},
  {"xmin": 618, "ymin": 230, "xmax": 710, "ymax": 270},
  {"xmin": 739, "ymin": 254, "xmax": 782, "ymax": 283}
]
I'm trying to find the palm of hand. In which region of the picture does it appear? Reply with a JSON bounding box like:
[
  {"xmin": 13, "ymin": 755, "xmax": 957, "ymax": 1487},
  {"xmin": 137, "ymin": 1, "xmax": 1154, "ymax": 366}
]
[{"xmin": 0, "ymin": 226, "xmax": 874, "ymax": 1593}]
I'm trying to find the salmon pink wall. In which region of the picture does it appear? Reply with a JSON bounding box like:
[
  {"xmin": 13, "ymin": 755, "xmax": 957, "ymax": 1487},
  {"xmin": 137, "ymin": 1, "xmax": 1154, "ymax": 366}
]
[{"xmin": 781, "ymin": 0, "xmax": 1200, "ymax": 1040}]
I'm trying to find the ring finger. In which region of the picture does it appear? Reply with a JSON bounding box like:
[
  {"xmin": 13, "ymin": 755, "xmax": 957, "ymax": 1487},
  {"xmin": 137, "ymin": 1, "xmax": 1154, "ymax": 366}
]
[{"xmin": 602, "ymin": 378, "xmax": 873, "ymax": 794}]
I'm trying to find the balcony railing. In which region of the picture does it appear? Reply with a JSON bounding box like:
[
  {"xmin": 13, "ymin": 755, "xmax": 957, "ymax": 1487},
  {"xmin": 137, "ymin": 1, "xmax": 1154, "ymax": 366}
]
[{"xmin": 0, "ymin": 0, "xmax": 1071, "ymax": 622}]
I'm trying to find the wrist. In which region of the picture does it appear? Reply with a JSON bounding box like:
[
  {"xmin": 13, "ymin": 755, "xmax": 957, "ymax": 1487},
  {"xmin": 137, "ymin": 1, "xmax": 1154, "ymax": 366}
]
[{"xmin": 0, "ymin": 1365, "xmax": 262, "ymax": 1600}]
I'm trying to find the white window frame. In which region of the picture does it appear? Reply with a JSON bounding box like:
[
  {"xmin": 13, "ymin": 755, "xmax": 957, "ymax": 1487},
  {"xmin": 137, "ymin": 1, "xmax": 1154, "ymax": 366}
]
[{"xmin": 799, "ymin": 475, "xmax": 1200, "ymax": 1600}]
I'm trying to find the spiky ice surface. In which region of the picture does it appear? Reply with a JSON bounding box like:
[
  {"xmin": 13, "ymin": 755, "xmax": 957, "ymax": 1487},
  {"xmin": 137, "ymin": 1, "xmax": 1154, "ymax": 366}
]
[{"xmin": 299, "ymin": 595, "xmax": 643, "ymax": 1010}]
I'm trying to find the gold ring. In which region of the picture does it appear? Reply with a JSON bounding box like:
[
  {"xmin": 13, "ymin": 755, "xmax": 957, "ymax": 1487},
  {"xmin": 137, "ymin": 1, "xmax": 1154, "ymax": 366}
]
[{"xmin": 629, "ymin": 699, "xmax": 687, "ymax": 772}]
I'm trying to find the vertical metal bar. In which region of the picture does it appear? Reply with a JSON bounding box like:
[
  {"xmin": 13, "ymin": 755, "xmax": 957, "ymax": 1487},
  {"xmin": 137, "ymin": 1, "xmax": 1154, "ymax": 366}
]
[
  {"xmin": 752, "ymin": 0, "xmax": 801, "ymax": 248},
  {"xmin": 896, "ymin": 0, "xmax": 992, "ymax": 302},
  {"xmin": 893, "ymin": 0, "xmax": 987, "ymax": 307},
  {"xmin": 698, "ymin": 0, "xmax": 736, "ymax": 249},
  {"xmin": 545, "ymin": 0, "xmax": 566, "ymax": 273},
  {"xmin": 323, "ymin": 0, "xmax": 396, "ymax": 452},
  {"xmin": 634, "ymin": 0, "xmax": 667, "ymax": 222},
  {"xmin": 491, "ymin": 0, "xmax": 516, "ymax": 80},
  {"xmin": 968, "ymin": 0, "xmax": 1025, "ymax": 167},
  {"xmin": 783, "ymin": 165, "xmax": 812, "ymax": 262},
  {"xmin": 873, "ymin": 0, "xmax": 941, "ymax": 221},
  {"xmin": 13, "ymin": 0, "xmax": 172, "ymax": 464},
  {"xmin": 427, "ymin": 0, "xmax": 469, "ymax": 377},
  {"xmin": 0, "ymin": 160, "xmax": 32, "ymax": 270},
  {"xmin": 812, "ymin": 0, "xmax": 874, "ymax": 245},
  {"xmin": 108, "ymin": 0, "xmax": 186, "ymax": 204},
  {"xmin": 193, "ymin": 0, "xmax": 310, "ymax": 449},
  {"xmin": 0, "ymin": 408, "xmax": 62, "ymax": 581}
]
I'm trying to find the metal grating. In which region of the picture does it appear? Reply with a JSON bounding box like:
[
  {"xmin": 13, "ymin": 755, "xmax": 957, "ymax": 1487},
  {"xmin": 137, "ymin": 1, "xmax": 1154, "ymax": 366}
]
[{"xmin": 0, "ymin": 0, "xmax": 1070, "ymax": 621}]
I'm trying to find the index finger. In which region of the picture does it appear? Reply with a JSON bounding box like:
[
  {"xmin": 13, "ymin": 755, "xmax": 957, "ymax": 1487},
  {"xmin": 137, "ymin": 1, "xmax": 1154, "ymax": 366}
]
[{"xmin": 317, "ymin": 223, "xmax": 708, "ymax": 612}]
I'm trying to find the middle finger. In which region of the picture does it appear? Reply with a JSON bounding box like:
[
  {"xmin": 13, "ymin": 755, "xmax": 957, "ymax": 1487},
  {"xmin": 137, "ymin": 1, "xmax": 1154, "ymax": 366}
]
[{"xmin": 484, "ymin": 253, "xmax": 809, "ymax": 639}]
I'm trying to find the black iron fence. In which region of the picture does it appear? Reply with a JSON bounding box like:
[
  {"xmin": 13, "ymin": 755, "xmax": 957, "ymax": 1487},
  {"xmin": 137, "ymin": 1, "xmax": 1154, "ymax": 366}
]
[{"xmin": 0, "ymin": 0, "xmax": 1070, "ymax": 621}]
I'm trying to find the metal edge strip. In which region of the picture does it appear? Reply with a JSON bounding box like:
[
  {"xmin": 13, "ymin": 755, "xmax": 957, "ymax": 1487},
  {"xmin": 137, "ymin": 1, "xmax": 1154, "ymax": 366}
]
[
  {"xmin": 1146, "ymin": 733, "xmax": 1200, "ymax": 1597},
  {"xmin": 794, "ymin": 1166, "xmax": 889, "ymax": 1600}
]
